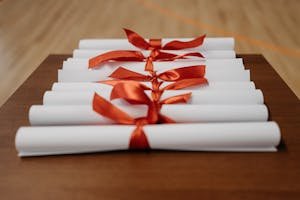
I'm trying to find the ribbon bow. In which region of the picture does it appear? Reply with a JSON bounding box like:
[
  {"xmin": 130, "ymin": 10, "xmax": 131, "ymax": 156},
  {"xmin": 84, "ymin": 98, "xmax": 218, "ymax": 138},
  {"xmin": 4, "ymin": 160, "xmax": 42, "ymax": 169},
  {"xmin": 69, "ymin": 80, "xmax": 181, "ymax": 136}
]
[
  {"xmin": 93, "ymin": 93, "xmax": 151, "ymax": 149},
  {"xmin": 93, "ymin": 81, "xmax": 191, "ymax": 149},
  {"xmin": 101, "ymin": 65, "xmax": 208, "ymax": 91},
  {"xmin": 89, "ymin": 50, "xmax": 204, "ymax": 71},
  {"xmin": 123, "ymin": 28, "xmax": 206, "ymax": 50}
]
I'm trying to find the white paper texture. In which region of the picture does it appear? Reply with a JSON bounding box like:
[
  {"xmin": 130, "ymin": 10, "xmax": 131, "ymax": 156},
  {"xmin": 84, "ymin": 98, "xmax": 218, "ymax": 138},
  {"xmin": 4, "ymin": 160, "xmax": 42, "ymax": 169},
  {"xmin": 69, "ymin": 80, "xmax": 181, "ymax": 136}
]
[
  {"xmin": 72, "ymin": 49, "xmax": 236, "ymax": 59},
  {"xmin": 43, "ymin": 90, "xmax": 263, "ymax": 105},
  {"xmin": 79, "ymin": 37, "xmax": 234, "ymax": 50},
  {"xmin": 58, "ymin": 69, "xmax": 250, "ymax": 82},
  {"xmin": 16, "ymin": 122, "xmax": 281, "ymax": 157},
  {"xmin": 63, "ymin": 59, "xmax": 244, "ymax": 71},
  {"xmin": 51, "ymin": 82, "xmax": 256, "ymax": 91},
  {"xmin": 29, "ymin": 104, "xmax": 268, "ymax": 125}
]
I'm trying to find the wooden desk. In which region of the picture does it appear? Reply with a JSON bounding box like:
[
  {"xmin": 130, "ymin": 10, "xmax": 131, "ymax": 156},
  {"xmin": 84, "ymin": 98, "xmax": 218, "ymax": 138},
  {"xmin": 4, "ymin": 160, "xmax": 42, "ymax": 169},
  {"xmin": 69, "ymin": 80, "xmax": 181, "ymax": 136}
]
[{"xmin": 0, "ymin": 55, "xmax": 299, "ymax": 199}]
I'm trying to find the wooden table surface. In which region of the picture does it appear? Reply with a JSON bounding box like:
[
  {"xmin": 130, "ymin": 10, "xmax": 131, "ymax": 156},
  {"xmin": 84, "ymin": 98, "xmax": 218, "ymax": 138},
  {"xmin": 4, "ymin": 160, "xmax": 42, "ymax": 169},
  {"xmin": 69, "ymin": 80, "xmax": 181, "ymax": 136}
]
[{"xmin": 0, "ymin": 54, "xmax": 299, "ymax": 199}]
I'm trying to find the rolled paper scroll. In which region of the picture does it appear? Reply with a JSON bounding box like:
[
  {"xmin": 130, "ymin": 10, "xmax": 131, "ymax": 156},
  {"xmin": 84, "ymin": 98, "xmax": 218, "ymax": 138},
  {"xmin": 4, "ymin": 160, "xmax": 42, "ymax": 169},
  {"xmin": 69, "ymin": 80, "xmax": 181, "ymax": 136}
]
[
  {"xmin": 16, "ymin": 122, "xmax": 280, "ymax": 156},
  {"xmin": 29, "ymin": 104, "xmax": 268, "ymax": 126},
  {"xmin": 58, "ymin": 69, "xmax": 250, "ymax": 82},
  {"xmin": 43, "ymin": 90, "xmax": 264, "ymax": 105},
  {"xmin": 51, "ymin": 82, "xmax": 256, "ymax": 92},
  {"xmin": 73, "ymin": 49, "xmax": 236, "ymax": 59},
  {"xmin": 79, "ymin": 38, "xmax": 234, "ymax": 51},
  {"xmin": 62, "ymin": 59, "xmax": 244, "ymax": 71}
]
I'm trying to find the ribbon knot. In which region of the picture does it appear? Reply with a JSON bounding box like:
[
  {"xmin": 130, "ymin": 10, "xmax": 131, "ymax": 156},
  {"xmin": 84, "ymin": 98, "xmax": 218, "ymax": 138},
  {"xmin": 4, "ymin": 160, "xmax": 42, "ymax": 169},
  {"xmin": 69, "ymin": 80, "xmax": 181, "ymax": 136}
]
[
  {"xmin": 149, "ymin": 38, "xmax": 162, "ymax": 50},
  {"xmin": 130, "ymin": 117, "xmax": 151, "ymax": 150}
]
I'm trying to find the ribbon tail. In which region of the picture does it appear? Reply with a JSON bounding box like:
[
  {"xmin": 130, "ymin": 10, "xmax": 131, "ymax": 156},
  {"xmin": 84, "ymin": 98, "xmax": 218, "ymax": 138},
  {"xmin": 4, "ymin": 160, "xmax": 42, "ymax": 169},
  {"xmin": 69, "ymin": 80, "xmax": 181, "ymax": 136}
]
[
  {"xmin": 123, "ymin": 28, "xmax": 151, "ymax": 50},
  {"xmin": 92, "ymin": 93, "xmax": 135, "ymax": 124},
  {"xmin": 160, "ymin": 92, "xmax": 192, "ymax": 104},
  {"xmin": 110, "ymin": 67, "xmax": 151, "ymax": 81},
  {"xmin": 163, "ymin": 34, "xmax": 206, "ymax": 50}
]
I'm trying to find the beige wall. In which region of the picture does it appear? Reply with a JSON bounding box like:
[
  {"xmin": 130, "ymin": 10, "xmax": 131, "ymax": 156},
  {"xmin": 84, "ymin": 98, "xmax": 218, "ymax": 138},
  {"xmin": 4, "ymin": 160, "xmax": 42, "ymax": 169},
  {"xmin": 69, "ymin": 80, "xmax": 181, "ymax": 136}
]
[{"xmin": 0, "ymin": 0, "xmax": 299, "ymax": 106}]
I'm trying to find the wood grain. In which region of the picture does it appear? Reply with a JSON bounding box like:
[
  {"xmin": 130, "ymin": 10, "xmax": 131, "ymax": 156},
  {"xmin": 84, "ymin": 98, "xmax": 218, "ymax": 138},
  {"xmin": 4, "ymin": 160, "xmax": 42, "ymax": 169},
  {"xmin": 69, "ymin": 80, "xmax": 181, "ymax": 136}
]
[
  {"xmin": 0, "ymin": 54, "xmax": 299, "ymax": 199},
  {"xmin": 0, "ymin": 0, "xmax": 299, "ymax": 107}
]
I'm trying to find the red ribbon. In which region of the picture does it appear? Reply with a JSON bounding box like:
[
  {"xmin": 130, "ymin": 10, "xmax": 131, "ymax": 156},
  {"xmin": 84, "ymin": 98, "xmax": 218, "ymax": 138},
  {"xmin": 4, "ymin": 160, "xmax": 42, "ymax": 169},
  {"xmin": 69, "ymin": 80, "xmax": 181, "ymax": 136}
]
[
  {"xmin": 89, "ymin": 50, "xmax": 204, "ymax": 71},
  {"xmin": 89, "ymin": 28, "xmax": 206, "ymax": 71},
  {"xmin": 91, "ymin": 29, "xmax": 208, "ymax": 150},
  {"xmin": 123, "ymin": 28, "xmax": 206, "ymax": 50},
  {"xmin": 93, "ymin": 69, "xmax": 207, "ymax": 149},
  {"xmin": 101, "ymin": 65, "xmax": 208, "ymax": 91},
  {"xmin": 93, "ymin": 93, "xmax": 151, "ymax": 149},
  {"xmin": 109, "ymin": 65, "xmax": 206, "ymax": 81},
  {"xmin": 92, "ymin": 81, "xmax": 190, "ymax": 149}
]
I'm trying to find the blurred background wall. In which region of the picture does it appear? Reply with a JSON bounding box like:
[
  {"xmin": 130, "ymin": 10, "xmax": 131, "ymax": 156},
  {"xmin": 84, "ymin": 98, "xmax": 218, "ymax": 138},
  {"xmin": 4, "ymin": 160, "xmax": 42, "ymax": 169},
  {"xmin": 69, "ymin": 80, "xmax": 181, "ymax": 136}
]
[{"xmin": 0, "ymin": 0, "xmax": 299, "ymax": 106}]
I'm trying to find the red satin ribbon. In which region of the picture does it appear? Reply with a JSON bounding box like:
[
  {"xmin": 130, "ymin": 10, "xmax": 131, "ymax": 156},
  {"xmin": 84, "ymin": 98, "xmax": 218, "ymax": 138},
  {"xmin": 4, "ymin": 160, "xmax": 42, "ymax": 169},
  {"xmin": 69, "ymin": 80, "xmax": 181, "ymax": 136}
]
[
  {"xmin": 92, "ymin": 82, "xmax": 188, "ymax": 149},
  {"xmin": 89, "ymin": 29, "xmax": 206, "ymax": 71},
  {"xmin": 102, "ymin": 65, "xmax": 208, "ymax": 91},
  {"xmin": 92, "ymin": 93, "xmax": 150, "ymax": 149},
  {"xmin": 93, "ymin": 69, "xmax": 208, "ymax": 149},
  {"xmin": 89, "ymin": 49, "xmax": 204, "ymax": 71},
  {"xmin": 89, "ymin": 50, "xmax": 144, "ymax": 69},
  {"xmin": 91, "ymin": 29, "xmax": 208, "ymax": 149},
  {"xmin": 109, "ymin": 65, "xmax": 206, "ymax": 81},
  {"xmin": 123, "ymin": 28, "xmax": 206, "ymax": 50}
]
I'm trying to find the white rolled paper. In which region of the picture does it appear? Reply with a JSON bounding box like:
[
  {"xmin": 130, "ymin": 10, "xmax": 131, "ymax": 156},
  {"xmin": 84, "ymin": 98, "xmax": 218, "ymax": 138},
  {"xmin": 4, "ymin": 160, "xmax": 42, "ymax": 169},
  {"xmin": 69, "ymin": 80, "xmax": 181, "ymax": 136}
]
[
  {"xmin": 58, "ymin": 68, "xmax": 250, "ymax": 82},
  {"xmin": 16, "ymin": 122, "xmax": 280, "ymax": 157},
  {"xmin": 29, "ymin": 104, "xmax": 268, "ymax": 126},
  {"xmin": 79, "ymin": 37, "xmax": 234, "ymax": 50},
  {"xmin": 63, "ymin": 59, "xmax": 244, "ymax": 71},
  {"xmin": 73, "ymin": 49, "xmax": 236, "ymax": 59},
  {"xmin": 43, "ymin": 90, "xmax": 264, "ymax": 105},
  {"xmin": 51, "ymin": 82, "xmax": 256, "ymax": 92}
]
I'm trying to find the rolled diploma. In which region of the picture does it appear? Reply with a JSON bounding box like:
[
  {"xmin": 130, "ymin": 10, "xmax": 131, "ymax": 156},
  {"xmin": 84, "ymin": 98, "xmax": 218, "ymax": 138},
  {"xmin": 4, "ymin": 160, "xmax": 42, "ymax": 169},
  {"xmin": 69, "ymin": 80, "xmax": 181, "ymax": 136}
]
[
  {"xmin": 29, "ymin": 104, "xmax": 268, "ymax": 126},
  {"xmin": 51, "ymin": 82, "xmax": 256, "ymax": 91},
  {"xmin": 43, "ymin": 90, "xmax": 264, "ymax": 105},
  {"xmin": 58, "ymin": 69, "xmax": 250, "ymax": 82},
  {"xmin": 78, "ymin": 37, "xmax": 234, "ymax": 50},
  {"xmin": 62, "ymin": 58, "xmax": 244, "ymax": 71},
  {"xmin": 15, "ymin": 122, "xmax": 281, "ymax": 157},
  {"xmin": 73, "ymin": 49, "xmax": 236, "ymax": 59}
]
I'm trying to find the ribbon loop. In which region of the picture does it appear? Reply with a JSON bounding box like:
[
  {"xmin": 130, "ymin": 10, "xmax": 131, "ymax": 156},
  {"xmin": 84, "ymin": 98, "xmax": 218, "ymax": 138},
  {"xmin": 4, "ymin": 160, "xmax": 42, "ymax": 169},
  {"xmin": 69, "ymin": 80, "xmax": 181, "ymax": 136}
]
[
  {"xmin": 123, "ymin": 28, "xmax": 151, "ymax": 50},
  {"xmin": 109, "ymin": 67, "xmax": 152, "ymax": 81},
  {"xmin": 89, "ymin": 50, "xmax": 144, "ymax": 69},
  {"xmin": 158, "ymin": 65, "xmax": 206, "ymax": 81},
  {"xmin": 123, "ymin": 28, "xmax": 206, "ymax": 50},
  {"xmin": 110, "ymin": 82, "xmax": 151, "ymax": 105}
]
